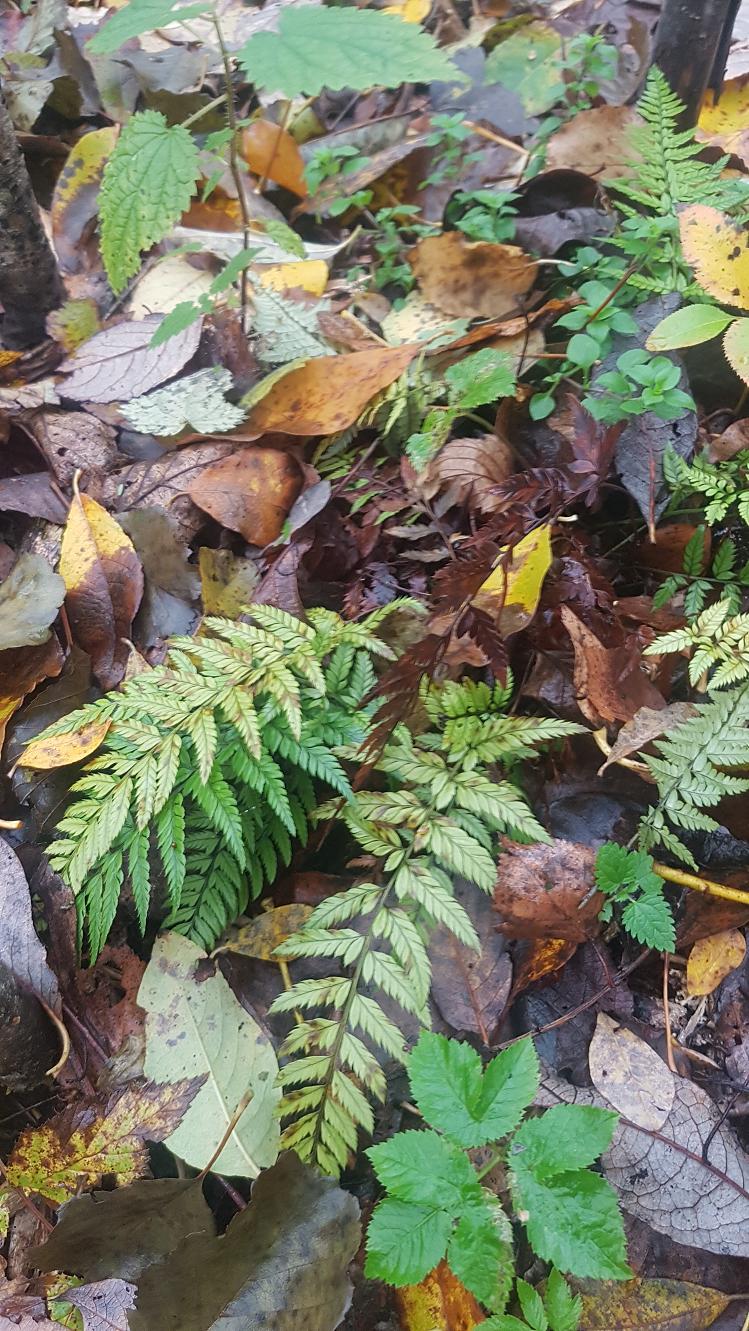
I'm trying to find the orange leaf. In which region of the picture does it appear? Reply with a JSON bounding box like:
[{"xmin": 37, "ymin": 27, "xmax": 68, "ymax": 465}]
[
  {"xmin": 246, "ymin": 345, "xmax": 417, "ymax": 436},
  {"xmin": 410, "ymin": 233, "xmax": 537, "ymax": 318},
  {"xmin": 187, "ymin": 447, "xmax": 302, "ymax": 544},
  {"xmin": 20, "ymin": 717, "xmax": 111, "ymax": 771},
  {"xmin": 59, "ymin": 486, "xmax": 144, "ymax": 689},
  {"xmin": 217, "ymin": 904, "xmax": 314, "ymax": 960},
  {"xmin": 0, "ymin": 638, "xmax": 64, "ymax": 749},
  {"xmin": 240, "ymin": 121, "xmax": 308, "ymax": 197},
  {"xmin": 687, "ymin": 928, "xmax": 746, "ymax": 996},
  {"xmin": 394, "ymin": 1262, "xmax": 484, "ymax": 1331}
]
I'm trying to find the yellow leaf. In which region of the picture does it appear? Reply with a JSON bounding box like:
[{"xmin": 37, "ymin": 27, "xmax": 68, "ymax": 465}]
[
  {"xmin": 687, "ymin": 928, "xmax": 746, "ymax": 996},
  {"xmin": 723, "ymin": 316, "xmax": 749, "ymax": 384},
  {"xmin": 699, "ymin": 78, "xmax": 749, "ymax": 166},
  {"xmin": 51, "ymin": 128, "xmax": 118, "ymax": 271},
  {"xmin": 474, "ymin": 525, "xmax": 552, "ymax": 633},
  {"xmin": 20, "ymin": 718, "xmax": 111, "ymax": 771},
  {"xmin": 217, "ymin": 904, "xmax": 314, "ymax": 960},
  {"xmin": 679, "ymin": 205, "xmax": 749, "ymax": 309},
  {"xmin": 578, "ymin": 1277, "xmax": 730, "ymax": 1331},
  {"xmin": 47, "ymin": 298, "xmax": 100, "ymax": 353},
  {"xmin": 395, "ymin": 1261, "xmax": 484, "ymax": 1331},
  {"xmin": 257, "ymin": 260, "xmax": 329, "ymax": 296},
  {"xmin": 383, "ymin": 0, "xmax": 430, "ymax": 21}
]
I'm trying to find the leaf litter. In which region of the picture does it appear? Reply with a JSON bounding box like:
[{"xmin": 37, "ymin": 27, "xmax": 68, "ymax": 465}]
[{"xmin": 3, "ymin": 0, "xmax": 749, "ymax": 1328}]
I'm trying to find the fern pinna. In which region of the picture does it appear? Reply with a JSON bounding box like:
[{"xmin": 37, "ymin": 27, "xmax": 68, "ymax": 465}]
[
  {"xmin": 25, "ymin": 605, "xmax": 397, "ymax": 958},
  {"xmin": 272, "ymin": 677, "xmax": 582, "ymax": 1175}
]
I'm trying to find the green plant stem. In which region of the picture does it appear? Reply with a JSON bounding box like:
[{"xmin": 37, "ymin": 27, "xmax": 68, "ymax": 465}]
[
  {"xmin": 181, "ymin": 92, "xmax": 229, "ymax": 132},
  {"xmin": 476, "ymin": 1146, "xmax": 505, "ymax": 1181},
  {"xmin": 211, "ymin": 12, "xmax": 253, "ymax": 330}
]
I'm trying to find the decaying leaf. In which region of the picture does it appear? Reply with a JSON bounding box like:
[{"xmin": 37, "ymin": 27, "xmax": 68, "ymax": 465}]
[
  {"xmin": 698, "ymin": 76, "xmax": 749, "ymax": 168},
  {"xmin": 495, "ymin": 839, "xmax": 602, "ymax": 942},
  {"xmin": 123, "ymin": 368, "xmax": 246, "ymax": 437},
  {"xmin": 539, "ymin": 1070, "xmax": 749, "ymax": 1255},
  {"xmin": 51, "ymin": 127, "xmax": 118, "ymax": 274},
  {"xmin": 394, "ymin": 1261, "xmax": 484, "ymax": 1331},
  {"xmin": 577, "ymin": 1278, "xmax": 730, "ymax": 1331},
  {"xmin": 59, "ymin": 487, "xmax": 144, "ymax": 689},
  {"xmin": 59, "ymin": 1279, "xmax": 136, "ymax": 1331},
  {"xmin": 198, "ymin": 547, "xmax": 259, "ymax": 616},
  {"xmin": 687, "ymin": 929, "xmax": 747, "ymax": 997},
  {"xmin": 0, "ymin": 553, "xmax": 65, "ymax": 650},
  {"xmin": 560, "ymin": 607, "xmax": 665, "ymax": 724},
  {"xmin": 19, "ymin": 717, "xmax": 111, "ymax": 771},
  {"xmin": 246, "ymin": 345, "xmax": 417, "ymax": 435},
  {"xmin": 59, "ymin": 316, "xmax": 203, "ymax": 403},
  {"xmin": 129, "ymin": 1153, "xmax": 360, "ymax": 1331},
  {"xmin": 240, "ymin": 120, "xmax": 308, "ymax": 196},
  {"xmin": 599, "ymin": 702, "xmax": 697, "ymax": 772},
  {"xmin": 679, "ymin": 206, "xmax": 749, "ymax": 310},
  {"xmin": 117, "ymin": 507, "xmax": 201, "ymax": 647},
  {"xmin": 474, "ymin": 525, "xmax": 553, "ymax": 636},
  {"xmin": 588, "ymin": 1013, "xmax": 675, "ymax": 1131},
  {"xmin": 6, "ymin": 1078, "xmax": 201, "ymax": 1203},
  {"xmin": 139, "ymin": 933, "xmax": 280, "ymax": 1177},
  {"xmin": 0, "ymin": 638, "xmax": 64, "ymax": 749},
  {"xmin": 420, "ymin": 433, "xmax": 513, "ymax": 512},
  {"xmin": 218, "ymin": 904, "xmax": 314, "ymax": 961},
  {"xmin": 546, "ymin": 106, "xmax": 643, "ymax": 179},
  {"xmin": 430, "ymin": 883, "xmax": 512, "ymax": 1045},
  {"xmin": 409, "ymin": 233, "xmax": 537, "ymax": 319},
  {"xmin": 26, "ymin": 410, "xmax": 118, "ymax": 488},
  {"xmin": 187, "ymin": 448, "xmax": 303, "ymax": 545},
  {"xmin": 0, "ymin": 838, "xmax": 64, "ymax": 1090}
]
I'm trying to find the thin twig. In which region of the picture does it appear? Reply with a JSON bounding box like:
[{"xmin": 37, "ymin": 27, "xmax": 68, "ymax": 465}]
[
  {"xmin": 211, "ymin": 13, "xmax": 253, "ymax": 331},
  {"xmin": 663, "ymin": 953, "xmax": 676, "ymax": 1073},
  {"xmin": 197, "ymin": 1087, "xmax": 254, "ymax": 1180},
  {"xmin": 655, "ymin": 862, "xmax": 749, "ymax": 907}
]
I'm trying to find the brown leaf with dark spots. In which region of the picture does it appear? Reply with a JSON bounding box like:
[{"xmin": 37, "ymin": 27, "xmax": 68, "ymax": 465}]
[
  {"xmin": 246, "ymin": 345, "xmax": 417, "ymax": 436},
  {"xmin": 59, "ymin": 487, "xmax": 144, "ymax": 689},
  {"xmin": 431, "ymin": 883, "xmax": 512, "ymax": 1045},
  {"xmin": 101, "ymin": 443, "xmax": 234, "ymax": 540},
  {"xmin": 29, "ymin": 410, "xmax": 119, "ymax": 487},
  {"xmin": 187, "ymin": 448, "xmax": 303, "ymax": 545},
  {"xmin": 561, "ymin": 606, "xmax": 665, "ymax": 725},
  {"xmin": 576, "ymin": 1278, "xmax": 729, "ymax": 1331},
  {"xmin": 495, "ymin": 838, "xmax": 602, "ymax": 942},
  {"xmin": 0, "ymin": 837, "xmax": 64, "ymax": 1091},
  {"xmin": 600, "ymin": 702, "xmax": 697, "ymax": 772},
  {"xmin": 546, "ymin": 105, "xmax": 643, "ymax": 179},
  {"xmin": 409, "ymin": 233, "xmax": 537, "ymax": 319},
  {"xmin": 0, "ymin": 637, "xmax": 64, "ymax": 748},
  {"xmin": 420, "ymin": 433, "xmax": 512, "ymax": 512}
]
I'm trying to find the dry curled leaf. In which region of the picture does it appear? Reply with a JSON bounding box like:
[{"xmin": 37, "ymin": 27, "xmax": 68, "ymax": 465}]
[
  {"xmin": 409, "ymin": 233, "xmax": 537, "ymax": 319},
  {"xmin": 59, "ymin": 487, "xmax": 144, "ymax": 689},
  {"xmin": 599, "ymin": 702, "xmax": 697, "ymax": 772},
  {"xmin": 495, "ymin": 839, "xmax": 602, "ymax": 942},
  {"xmin": 560, "ymin": 606, "xmax": 665, "ymax": 725},
  {"xmin": 246, "ymin": 345, "xmax": 417, "ymax": 435},
  {"xmin": 687, "ymin": 929, "xmax": 747, "ymax": 997},
  {"xmin": 420, "ymin": 433, "xmax": 512, "ymax": 512},
  {"xmin": 588, "ymin": 1012, "xmax": 675, "ymax": 1131}
]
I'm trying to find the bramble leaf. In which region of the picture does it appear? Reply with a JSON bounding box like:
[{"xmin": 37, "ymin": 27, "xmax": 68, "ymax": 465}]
[
  {"xmin": 510, "ymin": 1167, "xmax": 630, "ymax": 1280},
  {"xmin": 364, "ymin": 1197, "xmax": 453, "ymax": 1285},
  {"xmin": 87, "ymin": 0, "xmax": 211, "ymax": 53},
  {"xmin": 408, "ymin": 1031, "xmax": 539, "ymax": 1148},
  {"xmin": 367, "ymin": 1129, "xmax": 483, "ymax": 1212},
  {"xmin": 510, "ymin": 1105, "xmax": 618, "ymax": 1179}
]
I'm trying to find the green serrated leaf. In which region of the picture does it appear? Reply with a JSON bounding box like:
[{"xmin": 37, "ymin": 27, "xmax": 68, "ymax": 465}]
[
  {"xmin": 100, "ymin": 111, "xmax": 201, "ymax": 293},
  {"xmin": 447, "ymin": 1203, "xmax": 514, "ymax": 1311},
  {"xmin": 367, "ymin": 1129, "xmax": 482, "ymax": 1212},
  {"xmin": 621, "ymin": 893, "xmax": 676, "ymax": 951},
  {"xmin": 510, "ymin": 1105, "xmax": 617, "ymax": 1180},
  {"xmin": 445, "ymin": 348, "xmax": 516, "ymax": 410},
  {"xmin": 238, "ymin": 7, "xmax": 459, "ymax": 99},
  {"xmin": 510, "ymin": 1166, "xmax": 630, "ymax": 1281},
  {"xmin": 262, "ymin": 219, "xmax": 306, "ymax": 260},
  {"xmin": 517, "ymin": 1278, "xmax": 548, "ymax": 1331},
  {"xmin": 408, "ymin": 1032, "xmax": 539, "ymax": 1148},
  {"xmin": 87, "ymin": 0, "xmax": 211, "ymax": 54},
  {"xmin": 544, "ymin": 1269, "xmax": 582, "ymax": 1331},
  {"xmin": 594, "ymin": 843, "xmax": 633, "ymax": 895},
  {"xmin": 364, "ymin": 1196, "xmax": 453, "ymax": 1286}
]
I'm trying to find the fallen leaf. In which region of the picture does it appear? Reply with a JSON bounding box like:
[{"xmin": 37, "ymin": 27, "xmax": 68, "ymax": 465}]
[
  {"xmin": 430, "ymin": 882, "xmax": 512, "ymax": 1045},
  {"xmin": 588, "ymin": 1012, "xmax": 675, "ymax": 1131},
  {"xmin": 410, "ymin": 233, "xmax": 537, "ymax": 319},
  {"xmin": 723, "ymin": 316, "xmax": 749, "ymax": 384},
  {"xmin": 394, "ymin": 1261, "xmax": 484, "ymax": 1331},
  {"xmin": 139, "ymin": 933, "xmax": 280, "ymax": 1177},
  {"xmin": 0, "ymin": 475, "xmax": 68, "ymax": 524},
  {"xmin": 383, "ymin": 0, "xmax": 430, "ymax": 21},
  {"xmin": 420, "ymin": 433, "xmax": 513, "ymax": 512},
  {"xmin": 0, "ymin": 553, "xmax": 65, "ymax": 650},
  {"xmin": 47, "ymin": 298, "xmax": 101, "ymax": 353},
  {"xmin": 198, "ymin": 547, "xmax": 259, "ymax": 615},
  {"xmin": 28, "ymin": 410, "xmax": 119, "ymax": 487},
  {"xmin": 0, "ymin": 838, "xmax": 64, "ymax": 1090},
  {"xmin": 474, "ymin": 525, "xmax": 553, "ymax": 635},
  {"xmin": 59, "ymin": 316, "xmax": 203, "ymax": 403},
  {"xmin": 495, "ymin": 839, "xmax": 602, "ymax": 942},
  {"xmin": 187, "ymin": 447, "xmax": 303, "ymax": 545},
  {"xmin": 130, "ymin": 1153, "xmax": 360, "ymax": 1331},
  {"xmin": 538, "ymin": 1069, "xmax": 749, "ymax": 1255},
  {"xmin": 100, "ymin": 442, "xmax": 235, "ymax": 537},
  {"xmin": 240, "ymin": 120, "xmax": 308, "ymax": 196},
  {"xmin": 246, "ymin": 345, "xmax": 417, "ymax": 435},
  {"xmin": 258, "ymin": 260, "xmax": 329, "ymax": 296},
  {"xmin": 218, "ymin": 904, "xmax": 314, "ymax": 961},
  {"xmin": 687, "ymin": 929, "xmax": 747, "ymax": 997},
  {"xmin": 484, "ymin": 21, "xmax": 563, "ymax": 113},
  {"xmin": 599, "ymin": 702, "xmax": 697, "ymax": 772},
  {"xmin": 6, "ymin": 1077, "xmax": 201, "ymax": 1203},
  {"xmin": 127, "ymin": 256, "xmax": 215, "ymax": 320},
  {"xmin": 546, "ymin": 106, "xmax": 643, "ymax": 179},
  {"xmin": 511, "ymin": 938, "xmax": 578, "ymax": 997},
  {"xmin": 33, "ymin": 1178, "xmax": 213, "ymax": 1282},
  {"xmin": 60, "ymin": 1280, "xmax": 136, "ymax": 1331},
  {"xmin": 59, "ymin": 487, "xmax": 144, "ymax": 689},
  {"xmin": 577, "ymin": 1278, "xmax": 730, "ymax": 1331},
  {"xmin": 561, "ymin": 607, "xmax": 664, "ymax": 725},
  {"xmin": 0, "ymin": 639, "xmax": 64, "ymax": 749},
  {"xmin": 679, "ymin": 205, "xmax": 749, "ymax": 309},
  {"xmin": 698, "ymin": 76, "xmax": 749, "ymax": 167},
  {"xmin": 51, "ymin": 127, "xmax": 118, "ymax": 274},
  {"xmin": 117, "ymin": 507, "xmax": 200, "ymax": 646},
  {"xmin": 19, "ymin": 717, "xmax": 111, "ymax": 771}
]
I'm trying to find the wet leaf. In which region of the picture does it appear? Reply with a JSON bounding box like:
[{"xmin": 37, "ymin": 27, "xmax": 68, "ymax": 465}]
[
  {"xmin": 187, "ymin": 447, "xmax": 303, "ymax": 545},
  {"xmin": 0, "ymin": 553, "xmax": 65, "ymax": 650},
  {"xmin": 0, "ymin": 838, "xmax": 64, "ymax": 1090},
  {"xmin": 19, "ymin": 717, "xmax": 111, "ymax": 771},
  {"xmin": 198, "ymin": 547, "xmax": 259, "ymax": 615},
  {"xmin": 394, "ymin": 1261, "xmax": 484, "ymax": 1331},
  {"xmin": 410, "ymin": 233, "xmax": 537, "ymax": 319},
  {"xmin": 60, "ymin": 1280, "xmax": 136, "ymax": 1331},
  {"xmin": 240, "ymin": 120, "xmax": 308, "ymax": 196},
  {"xmin": 258, "ymin": 260, "xmax": 329, "ymax": 297},
  {"xmin": 687, "ymin": 929, "xmax": 746, "ymax": 997},
  {"xmin": 588, "ymin": 1013, "xmax": 675, "ymax": 1131},
  {"xmin": 218, "ymin": 904, "xmax": 314, "ymax": 961},
  {"xmin": 27, "ymin": 410, "xmax": 118, "ymax": 488},
  {"xmin": 6, "ymin": 1078, "xmax": 200, "ymax": 1203},
  {"xmin": 51, "ymin": 128, "xmax": 117, "ymax": 274},
  {"xmin": 495, "ymin": 839, "xmax": 602, "ymax": 942},
  {"xmin": 420, "ymin": 433, "xmax": 513, "ymax": 513},
  {"xmin": 139, "ymin": 933, "xmax": 280, "ymax": 1177},
  {"xmin": 59, "ymin": 316, "xmax": 202, "ymax": 404},
  {"xmin": 484, "ymin": 22, "xmax": 563, "ymax": 114},
  {"xmin": 679, "ymin": 205, "xmax": 749, "ymax": 309},
  {"xmin": 560, "ymin": 607, "xmax": 665, "ymax": 725},
  {"xmin": 0, "ymin": 474, "xmax": 68, "ymax": 524},
  {"xmin": 577, "ymin": 1278, "xmax": 730, "ymax": 1331},
  {"xmin": 246, "ymin": 345, "xmax": 417, "ymax": 435},
  {"xmin": 59, "ymin": 488, "xmax": 144, "ymax": 689},
  {"xmin": 430, "ymin": 883, "xmax": 512, "ymax": 1046},
  {"xmin": 130, "ymin": 1153, "xmax": 360, "ymax": 1331},
  {"xmin": 0, "ymin": 638, "xmax": 64, "ymax": 749}
]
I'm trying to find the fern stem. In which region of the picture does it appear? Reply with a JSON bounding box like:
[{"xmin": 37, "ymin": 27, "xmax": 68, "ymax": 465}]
[{"xmin": 654, "ymin": 862, "xmax": 749, "ymax": 907}]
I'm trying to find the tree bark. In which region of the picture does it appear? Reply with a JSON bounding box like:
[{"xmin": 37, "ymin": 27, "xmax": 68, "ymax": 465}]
[
  {"xmin": 0, "ymin": 90, "xmax": 63, "ymax": 348},
  {"xmin": 651, "ymin": 0, "xmax": 739, "ymax": 125}
]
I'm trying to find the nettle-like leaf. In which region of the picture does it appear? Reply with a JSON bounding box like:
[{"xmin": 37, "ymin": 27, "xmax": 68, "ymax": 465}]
[
  {"xmin": 238, "ymin": 6, "xmax": 459, "ymax": 99},
  {"xmin": 100, "ymin": 111, "xmax": 201, "ymax": 293},
  {"xmin": 87, "ymin": 0, "xmax": 211, "ymax": 54},
  {"xmin": 445, "ymin": 348, "xmax": 517, "ymax": 410},
  {"xmin": 123, "ymin": 368, "xmax": 246, "ymax": 436}
]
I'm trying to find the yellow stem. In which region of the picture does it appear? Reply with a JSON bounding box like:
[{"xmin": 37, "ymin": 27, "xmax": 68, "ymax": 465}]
[{"xmin": 654, "ymin": 862, "xmax": 749, "ymax": 907}]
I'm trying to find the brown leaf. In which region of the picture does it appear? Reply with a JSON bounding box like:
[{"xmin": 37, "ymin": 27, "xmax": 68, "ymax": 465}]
[
  {"xmin": 240, "ymin": 121, "xmax": 308, "ymax": 197},
  {"xmin": 28, "ymin": 410, "xmax": 119, "ymax": 487},
  {"xmin": 59, "ymin": 316, "xmax": 202, "ymax": 404},
  {"xmin": 495, "ymin": 839, "xmax": 602, "ymax": 942},
  {"xmin": 600, "ymin": 702, "xmax": 697, "ymax": 772},
  {"xmin": 246, "ymin": 345, "xmax": 417, "ymax": 436},
  {"xmin": 219, "ymin": 905, "xmax": 314, "ymax": 961},
  {"xmin": 187, "ymin": 448, "xmax": 302, "ymax": 545},
  {"xmin": 420, "ymin": 433, "xmax": 513, "ymax": 512},
  {"xmin": 588, "ymin": 1012, "xmax": 675, "ymax": 1131},
  {"xmin": 560, "ymin": 606, "xmax": 665, "ymax": 724},
  {"xmin": 511, "ymin": 938, "xmax": 577, "ymax": 997},
  {"xmin": 0, "ymin": 838, "xmax": 64, "ymax": 1090},
  {"xmin": 198, "ymin": 547, "xmax": 259, "ymax": 616},
  {"xmin": 430, "ymin": 883, "xmax": 512, "ymax": 1045},
  {"xmin": 577, "ymin": 1278, "xmax": 730, "ymax": 1331},
  {"xmin": 0, "ymin": 638, "xmax": 64, "ymax": 749},
  {"xmin": 117, "ymin": 507, "xmax": 200, "ymax": 647},
  {"xmin": 546, "ymin": 106, "xmax": 643, "ymax": 179},
  {"xmin": 0, "ymin": 475, "xmax": 68, "ymax": 524},
  {"xmin": 409, "ymin": 233, "xmax": 537, "ymax": 319},
  {"xmin": 687, "ymin": 929, "xmax": 747, "ymax": 997},
  {"xmin": 394, "ymin": 1261, "xmax": 484, "ymax": 1331},
  {"xmin": 101, "ymin": 442, "xmax": 234, "ymax": 538},
  {"xmin": 59, "ymin": 488, "xmax": 144, "ymax": 689},
  {"xmin": 709, "ymin": 416, "xmax": 749, "ymax": 461}
]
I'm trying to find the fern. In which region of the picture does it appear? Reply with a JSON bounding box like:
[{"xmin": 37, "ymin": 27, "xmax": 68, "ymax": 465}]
[
  {"xmin": 272, "ymin": 675, "xmax": 582, "ymax": 1174},
  {"xmin": 26, "ymin": 605, "xmax": 402, "ymax": 958},
  {"xmin": 663, "ymin": 446, "xmax": 749, "ymax": 527}
]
